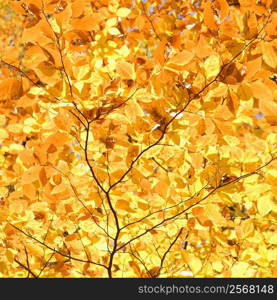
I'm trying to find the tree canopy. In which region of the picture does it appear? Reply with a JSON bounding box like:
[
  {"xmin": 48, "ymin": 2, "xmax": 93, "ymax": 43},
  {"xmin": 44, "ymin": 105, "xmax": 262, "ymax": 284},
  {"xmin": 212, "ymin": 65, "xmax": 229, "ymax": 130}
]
[{"xmin": 0, "ymin": 0, "xmax": 276, "ymax": 278}]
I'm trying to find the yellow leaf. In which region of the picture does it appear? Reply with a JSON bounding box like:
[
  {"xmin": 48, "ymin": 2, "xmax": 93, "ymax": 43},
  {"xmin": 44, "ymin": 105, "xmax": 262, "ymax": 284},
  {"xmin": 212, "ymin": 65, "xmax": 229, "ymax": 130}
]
[
  {"xmin": 8, "ymin": 124, "xmax": 22, "ymax": 134},
  {"xmin": 0, "ymin": 186, "xmax": 9, "ymax": 198},
  {"xmin": 268, "ymin": 234, "xmax": 277, "ymax": 245},
  {"xmin": 212, "ymin": 261, "xmax": 224, "ymax": 273},
  {"xmin": 10, "ymin": 200, "xmax": 26, "ymax": 214},
  {"xmin": 223, "ymin": 135, "xmax": 240, "ymax": 147},
  {"xmin": 187, "ymin": 255, "xmax": 202, "ymax": 275},
  {"xmin": 8, "ymin": 143, "xmax": 25, "ymax": 154},
  {"xmin": 80, "ymin": 220, "xmax": 96, "ymax": 233},
  {"xmin": 231, "ymin": 262, "xmax": 249, "ymax": 277},
  {"xmin": 0, "ymin": 115, "xmax": 6, "ymax": 126},
  {"xmin": 51, "ymin": 183, "xmax": 67, "ymax": 195},
  {"xmin": 116, "ymin": 8, "xmax": 131, "ymax": 18},
  {"xmin": 72, "ymin": 65, "xmax": 90, "ymax": 81},
  {"xmin": 106, "ymin": 17, "xmax": 117, "ymax": 28},
  {"xmin": 204, "ymin": 204, "xmax": 226, "ymax": 226},
  {"xmin": 257, "ymin": 195, "xmax": 272, "ymax": 216},
  {"xmin": 0, "ymin": 128, "xmax": 9, "ymax": 141},
  {"xmin": 108, "ymin": 27, "xmax": 121, "ymax": 35},
  {"xmin": 203, "ymin": 55, "xmax": 221, "ymax": 79},
  {"xmin": 239, "ymin": 219, "xmax": 254, "ymax": 239}
]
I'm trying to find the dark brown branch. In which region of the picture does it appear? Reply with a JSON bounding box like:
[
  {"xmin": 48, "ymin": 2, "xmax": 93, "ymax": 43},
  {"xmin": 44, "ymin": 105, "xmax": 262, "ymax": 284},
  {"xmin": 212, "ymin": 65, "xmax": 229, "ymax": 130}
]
[
  {"xmin": 0, "ymin": 60, "xmax": 60, "ymax": 101},
  {"xmin": 116, "ymin": 157, "xmax": 276, "ymax": 252},
  {"xmin": 151, "ymin": 157, "xmax": 170, "ymax": 172},
  {"xmin": 24, "ymin": 246, "xmax": 30, "ymax": 278},
  {"xmin": 70, "ymin": 106, "xmax": 88, "ymax": 129},
  {"xmin": 141, "ymin": 0, "xmax": 161, "ymax": 41},
  {"xmin": 41, "ymin": 1, "xmax": 73, "ymax": 97},
  {"xmin": 10, "ymin": 223, "xmax": 108, "ymax": 269},
  {"xmin": 157, "ymin": 227, "xmax": 183, "ymax": 277},
  {"xmin": 84, "ymin": 123, "xmax": 106, "ymax": 194},
  {"xmin": 106, "ymin": 19, "xmax": 270, "ymax": 193},
  {"xmin": 38, "ymin": 251, "xmax": 55, "ymax": 278},
  {"xmin": 121, "ymin": 186, "xmax": 207, "ymax": 230},
  {"xmin": 128, "ymin": 245, "xmax": 152, "ymax": 277},
  {"xmin": 106, "ymin": 193, "xmax": 121, "ymax": 277},
  {"xmin": 0, "ymin": 60, "xmax": 83, "ymax": 126},
  {"xmin": 15, "ymin": 258, "xmax": 38, "ymax": 278},
  {"xmin": 82, "ymin": 122, "xmax": 121, "ymax": 278},
  {"xmin": 40, "ymin": 164, "xmax": 112, "ymax": 239},
  {"xmin": 90, "ymin": 88, "xmax": 140, "ymax": 123}
]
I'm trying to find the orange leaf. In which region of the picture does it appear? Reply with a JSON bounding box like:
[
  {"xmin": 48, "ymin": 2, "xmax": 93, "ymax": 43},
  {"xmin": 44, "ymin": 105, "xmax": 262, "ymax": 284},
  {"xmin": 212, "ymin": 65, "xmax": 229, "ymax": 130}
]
[
  {"xmin": 39, "ymin": 167, "xmax": 47, "ymax": 186},
  {"xmin": 115, "ymin": 200, "xmax": 131, "ymax": 211},
  {"xmin": 203, "ymin": 2, "xmax": 217, "ymax": 31},
  {"xmin": 251, "ymin": 81, "xmax": 273, "ymax": 102},
  {"xmin": 21, "ymin": 166, "xmax": 41, "ymax": 184},
  {"xmin": 153, "ymin": 40, "xmax": 167, "ymax": 65},
  {"xmin": 0, "ymin": 78, "xmax": 23, "ymax": 101},
  {"xmin": 261, "ymin": 42, "xmax": 277, "ymax": 69},
  {"xmin": 71, "ymin": 14, "xmax": 104, "ymax": 31},
  {"xmin": 116, "ymin": 62, "xmax": 135, "ymax": 80},
  {"xmin": 218, "ymin": 0, "xmax": 229, "ymax": 21},
  {"xmin": 168, "ymin": 50, "xmax": 194, "ymax": 66}
]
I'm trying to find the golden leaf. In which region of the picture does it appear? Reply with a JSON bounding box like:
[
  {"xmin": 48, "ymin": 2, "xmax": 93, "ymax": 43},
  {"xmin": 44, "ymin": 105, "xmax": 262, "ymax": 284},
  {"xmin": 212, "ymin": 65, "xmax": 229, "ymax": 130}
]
[{"xmin": 116, "ymin": 61, "xmax": 135, "ymax": 80}]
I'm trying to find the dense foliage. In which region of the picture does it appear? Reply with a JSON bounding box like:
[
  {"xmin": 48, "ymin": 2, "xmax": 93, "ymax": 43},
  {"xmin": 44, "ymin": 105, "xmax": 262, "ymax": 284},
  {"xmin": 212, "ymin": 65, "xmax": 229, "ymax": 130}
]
[{"xmin": 0, "ymin": 0, "xmax": 276, "ymax": 278}]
